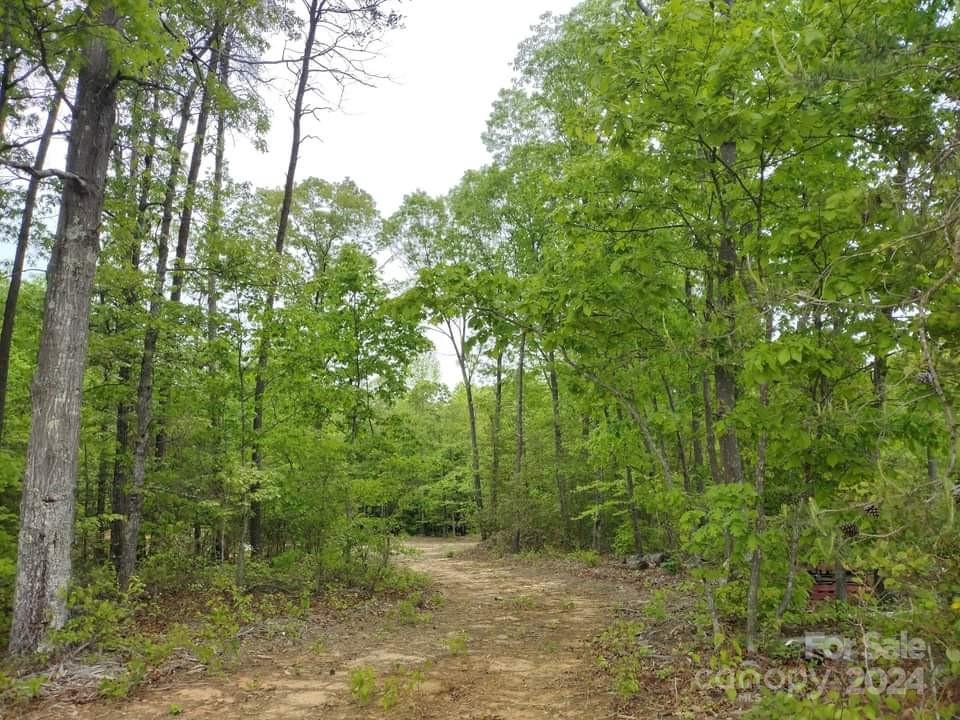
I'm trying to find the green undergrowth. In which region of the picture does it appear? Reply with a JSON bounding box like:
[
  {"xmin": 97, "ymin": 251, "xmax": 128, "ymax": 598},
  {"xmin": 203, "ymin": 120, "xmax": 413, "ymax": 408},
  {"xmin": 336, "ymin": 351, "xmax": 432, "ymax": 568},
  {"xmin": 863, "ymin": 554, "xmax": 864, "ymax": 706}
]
[{"xmin": 0, "ymin": 546, "xmax": 432, "ymax": 706}]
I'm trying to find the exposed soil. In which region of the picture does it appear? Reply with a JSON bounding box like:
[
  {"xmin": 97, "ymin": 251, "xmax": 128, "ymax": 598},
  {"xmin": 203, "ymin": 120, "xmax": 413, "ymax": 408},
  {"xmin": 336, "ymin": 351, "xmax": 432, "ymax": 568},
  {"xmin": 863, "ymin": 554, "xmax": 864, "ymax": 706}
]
[{"xmin": 13, "ymin": 538, "xmax": 669, "ymax": 720}]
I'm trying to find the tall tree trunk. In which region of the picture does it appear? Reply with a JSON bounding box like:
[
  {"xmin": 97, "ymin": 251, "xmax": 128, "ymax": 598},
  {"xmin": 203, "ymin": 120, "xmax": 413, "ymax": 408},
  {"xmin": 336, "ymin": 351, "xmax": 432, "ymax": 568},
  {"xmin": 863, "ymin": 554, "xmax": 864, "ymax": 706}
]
[
  {"xmin": 511, "ymin": 332, "xmax": 526, "ymax": 552},
  {"xmin": 0, "ymin": 67, "xmax": 70, "ymax": 444},
  {"xmin": 157, "ymin": 34, "xmax": 223, "ymax": 459},
  {"xmin": 777, "ymin": 503, "xmax": 802, "ymax": 619},
  {"xmin": 746, "ymin": 310, "xmax": 772, "ymax": 653},
  {"xmin": 116, "ymin": 84, "xmax": 196, "ymax": 589},
  {"xmin": 713, "ymin": 0, "xmax": 744, "ymax": 484},
  {"xmin": 169, "ymin": 32, "xmax": 223, "ymax": 305},
  {"xmin": 95, "ymin": 421, "xmax": 111, "ymax": 562},
  {"xmin": 690, "ymin": 380, "xmax": 705, "ymax": 492},
  {"xmin": 9, "ymin": 10, "xmax": 118, "ymax": 653},
  {"xmin": 111, "ymin": 91, "xmax": 160, "ymax": 571},
  {"xmin": 660, "ymin": 373, "xmax": 691, "ymax": 491},
  {"xmin": 624, "ymin": 464, "xmax": 642, "ymax": 555},
  {"xmin": 547, "ymin": 355, "xmax": 570, "ymax": 545},
  {"xmin": 202, "ymin": 35, "xmax": 231, "ymax": 544},
  {"xmin": 252, "ymin": 0, "xmax": 322, "ymax": 554},
  {"xmin": 490, "ymin": 351, "xmax": 503, "ymax": 524},
  {"xmin": 701, "ymin": 371, "xmax": 722, "ymax": 485},
  {"xmin": 448, "ymin": 320, "xmax": 483, "ymax": 521},
  {"xmin": 119, "ymin": 173, "xmax": 173, "ymax": 591}
]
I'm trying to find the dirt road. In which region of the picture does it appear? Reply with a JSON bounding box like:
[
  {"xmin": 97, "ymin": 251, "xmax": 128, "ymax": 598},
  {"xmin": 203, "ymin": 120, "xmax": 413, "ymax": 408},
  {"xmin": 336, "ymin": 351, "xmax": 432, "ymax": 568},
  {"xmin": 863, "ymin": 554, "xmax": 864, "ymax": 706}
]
[{"xmin": 23, "ymin": 538, "xmax": 644, "ymax": 720}]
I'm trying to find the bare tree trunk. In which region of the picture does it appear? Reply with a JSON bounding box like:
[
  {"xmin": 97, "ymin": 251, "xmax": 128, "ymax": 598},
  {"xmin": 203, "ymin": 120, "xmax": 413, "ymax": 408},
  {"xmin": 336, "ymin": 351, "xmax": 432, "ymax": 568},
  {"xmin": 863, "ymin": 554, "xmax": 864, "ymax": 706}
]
[
  {"xmin": 95, "ymin": 422, "xmax": 110, "ymax": 562},
  {"xmin": 110, "ymin": 91, "xmax": 160, "ymax": 571},
  {"xmin": 252, "ymin": 0, "xmax": 322, "ymax": 553},
  {"xmin": 660, "ymin": 373, "xmax": 691, "ymax": 491},
  {"xmin": 745, "ymin": 303, "xmax": 773, "ymax": 652},
  {"xmin": 169, "ymin": 32, "xmax": 223, "ymax": 305},
  {"xmin": 10, "ymin": 10, "xmax": 118, "ymax": 653},
  {"xmin": 511, "ymin": 332, "xmax": 526, "ymax": 552},
  {"xmin": 625, "ymin": 465, "xmax": 642, "ymax": 555},
  {"xmin": 0, "ymin": 67, "xmax": 70, "ymax": 444},
  {"xmin": 713, "ymin": 136, "xmax": 744, "ymax": 486},
  {"xmin": 777, "ymin": 503, "xmax": 802, "ymax": 619},
  {"xmin": 490, "ymin": 351, "xmax": 503, "ymax": 524},
  {"xmin": 157, "ymin": 35, "xmax": 223, "ymax": 459},
  {"xmin": 547, "ymin": 355, "xmax": 570, "ymax": 545},
  {"xmin": 119, "ymin": 170, "xmax": 173, "ymax": 591},
  {"xmin": 0, "ymin": 53, "xmax": 13, "ymax": 140},
  {"xmin": 117, "ymin": 84, "xmax": 197, "ymax": 590},
  {"xmin": 701, "ymin": 376, "xmax": 722, "ymax": 487},
  {"xmin": 690, "ymin": 381, "xmax": 705, "ymax": 492}
]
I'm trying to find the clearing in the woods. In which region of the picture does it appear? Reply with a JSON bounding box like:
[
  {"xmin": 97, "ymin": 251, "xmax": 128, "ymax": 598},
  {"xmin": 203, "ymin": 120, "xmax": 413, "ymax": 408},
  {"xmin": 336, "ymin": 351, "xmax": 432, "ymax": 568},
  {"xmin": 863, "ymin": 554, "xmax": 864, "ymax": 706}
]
[{"xmin": 18, "ymin": 538, "xmax": 694, "ymax": 720}]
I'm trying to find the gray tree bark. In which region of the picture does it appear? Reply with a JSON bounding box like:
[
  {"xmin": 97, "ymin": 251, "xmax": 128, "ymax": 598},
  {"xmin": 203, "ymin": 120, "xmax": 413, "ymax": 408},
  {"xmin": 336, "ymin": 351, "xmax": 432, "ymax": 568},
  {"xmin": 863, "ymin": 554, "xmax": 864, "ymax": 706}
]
[
  {"xmin": 9, "ymin": 9, "xmax": 118, "ymax": 653},
  {"xmin": 0, "ymin": 67, "xmax": 70, "ymax": 444}
]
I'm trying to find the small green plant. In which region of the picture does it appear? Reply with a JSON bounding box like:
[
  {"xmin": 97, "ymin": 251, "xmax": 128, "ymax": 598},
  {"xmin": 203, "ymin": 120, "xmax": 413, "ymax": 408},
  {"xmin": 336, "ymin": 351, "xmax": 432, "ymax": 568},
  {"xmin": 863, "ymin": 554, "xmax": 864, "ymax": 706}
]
[
  {"xmin": 446, "ymin": 631, "xmax": 469, "ymax": 656},
  {"xmin": 380, "ymin": 675, "xmax": 402, "ymax": 710},
  {"xmin": 508, "ymin": 594, "xmax": 539, "ymax": 611},
  {"xmin": 310, "ymin": 639, "xmax": 327, "ymax": 655},
  {"xmin": 595, "ymin": 621, "xmax": 650, "ymax": 700},
  {"xmin": 570, "ymin": 548, "xmax": 601, "ymax": 567},
  {"xmin": 168, "ymin": 703, "xmax": 184, "ymax": 716},
  {"xmin": 13, "ymin": 674, "xmax": 46, "ymax": 701},
  {"xmin": 98, "ymin": 659, "xmax": 147, "ymax": 699},
  {"xmin": 349, "ymin": 665, "xmax": 378, "ymax": 705},
  {"xmin": 644, "ymin": 589, "xmax": 668, "ymax": 621}
]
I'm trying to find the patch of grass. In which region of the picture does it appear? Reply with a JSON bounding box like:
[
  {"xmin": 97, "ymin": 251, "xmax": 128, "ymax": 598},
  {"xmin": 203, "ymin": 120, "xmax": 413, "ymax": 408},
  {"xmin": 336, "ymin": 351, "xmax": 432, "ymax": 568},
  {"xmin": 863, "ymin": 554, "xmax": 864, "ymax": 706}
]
[
  {"xmin": 644, "ymin": 589, "xmax": 668, "ymax": 622},
  {"xmin": 569, "ymin": 548, "xmax": 602, "ymax": 567},
  {"xmin": 98, "ymin": 659, "xmax": 147, "ymax": 699},
  {"xmin": 594, "ymin": 620, "xmax": 651, "ymax": 700},
  {"xmin": 309, "ymin": 639, "xmax": 327, "ymax": 655},
  {"xmin": 446, "ymin": 631, "xmax": 469, "ymax": 656},
  {"xmin": 390, "ymin": 592, "xmax": 434, "ymax": 626},
  {"xmin": 508, "ymin": 594, "xmax": 540, "ymax": 611},
  {"xmin": 349, "ymin": 665, "xmax": 378, "ymax": 705}
]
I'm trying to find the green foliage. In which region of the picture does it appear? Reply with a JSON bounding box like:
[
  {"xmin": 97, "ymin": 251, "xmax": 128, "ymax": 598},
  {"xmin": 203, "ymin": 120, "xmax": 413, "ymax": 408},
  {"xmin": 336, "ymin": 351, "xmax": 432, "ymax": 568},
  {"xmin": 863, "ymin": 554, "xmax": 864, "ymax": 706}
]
[
  {"xmin": 594, "ymin": 620, "xmax": 650, "ymax": 700},
  {"xmin": 569, "ymin": 548, "xmax": 601, "ymax": 567},
  {"xmin": 446, "ymin": 631, "xmax": 469, "ymax": 656},
  {"xmin": 348, "ymin": 665, "xmax": 378, "ymax": 705}
]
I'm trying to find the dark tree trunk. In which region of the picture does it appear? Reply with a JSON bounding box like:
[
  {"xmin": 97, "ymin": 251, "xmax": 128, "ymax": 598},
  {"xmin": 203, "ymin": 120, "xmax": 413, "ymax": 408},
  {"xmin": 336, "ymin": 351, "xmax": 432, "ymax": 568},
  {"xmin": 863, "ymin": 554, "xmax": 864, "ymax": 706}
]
[
  {"xmin": 156, "ymin": 37, "xmax": 222, "ymax": 459},
  {"xmin": 690, "ymin": 381, "xmax": 705, "ymax": 492},
  {"xmin": 111, "ymin": 91, "xmax": 159, "ymax": 571},
  {"xmin": 252, "ymin": 0, "xmax": 322, "ymax": 554},
  {"xmin": 701, "ymin": 371, "xmax": 722, "ymax": 485},
  {"xmin": 0, "ymin": 68, "xmax": 69, "ymax": 444},
  {"xmin": 169, "ymin": 33, "xmax": 222, "ymax": 305},
  {"xmin": 547, "ymin": 355, "xmax": 570, "ymax": 545},
  {"xmin": 714, "ymin": 143, "xmax": 744, "ymax": 485},
  {"xmin": 95, "ymin": 421, "xmax": 111, "ymax": 562},
  {"xmin": 116, "ymin": 85, "xmax": 196, "ymax": 590},
  {"xmin": 0, "ymin": 51, "xmax": 15, "ymax": 140},
  {"xmin": 511, "ymin": 333, "xmax": 526, "ymax": 552},
  {"xmin": 625, "ymin": 465, "xmax": 642, "ymax": 555},
  {"xmin": 660, "ymin": 374, "xmax": 691, "ymax": 491},
  {"xmin": 120, "ymin": 171, "xmax": 172, "ymax": 591},
  {"xmin": 490, "ymin": 351, "xmax": 503, "ymax": 522},
  {"xmin": 9, "ymin": 11, "xmax": 118, "ymax": 653}
]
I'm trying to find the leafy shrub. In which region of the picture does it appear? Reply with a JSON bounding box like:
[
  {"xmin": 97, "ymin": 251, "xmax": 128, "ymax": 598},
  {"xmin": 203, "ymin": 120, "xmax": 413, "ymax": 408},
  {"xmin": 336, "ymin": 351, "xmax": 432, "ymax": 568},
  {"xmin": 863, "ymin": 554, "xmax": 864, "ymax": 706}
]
[{"xmin": 349, "ymin": 665, "xmax": 377, "ymax": 705}]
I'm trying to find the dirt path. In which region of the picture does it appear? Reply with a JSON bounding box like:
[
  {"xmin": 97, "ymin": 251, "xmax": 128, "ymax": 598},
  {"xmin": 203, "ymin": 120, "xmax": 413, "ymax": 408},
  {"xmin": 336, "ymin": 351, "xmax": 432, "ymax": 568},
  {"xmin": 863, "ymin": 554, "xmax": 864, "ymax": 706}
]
[{"xmin": 23, "ymin": 538, "xmax": 646, "ymax": 720}]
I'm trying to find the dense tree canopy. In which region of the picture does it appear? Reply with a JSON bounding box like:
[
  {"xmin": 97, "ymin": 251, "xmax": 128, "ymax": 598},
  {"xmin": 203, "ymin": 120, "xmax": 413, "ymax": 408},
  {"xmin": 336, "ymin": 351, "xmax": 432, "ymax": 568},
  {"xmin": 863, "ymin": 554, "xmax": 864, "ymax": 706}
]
[{"xmin": 1, "ymin": 0, "xmax": 959, "ymax": 715}]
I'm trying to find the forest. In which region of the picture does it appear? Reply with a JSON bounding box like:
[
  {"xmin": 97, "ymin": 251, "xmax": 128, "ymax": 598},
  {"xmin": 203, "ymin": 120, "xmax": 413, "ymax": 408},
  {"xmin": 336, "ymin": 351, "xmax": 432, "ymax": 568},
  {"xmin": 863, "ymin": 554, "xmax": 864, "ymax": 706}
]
[{"xmin": 0, "ymin": 0, "xmax": 959, "ymax": 718}]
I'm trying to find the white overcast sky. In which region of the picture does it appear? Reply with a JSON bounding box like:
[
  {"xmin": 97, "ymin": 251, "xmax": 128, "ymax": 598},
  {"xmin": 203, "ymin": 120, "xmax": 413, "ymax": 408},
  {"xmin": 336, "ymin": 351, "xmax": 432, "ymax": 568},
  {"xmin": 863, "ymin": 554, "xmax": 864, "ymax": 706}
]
[{"xmin": 230, "ymin": 0, "xmax": 578, "ymax": 216}]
